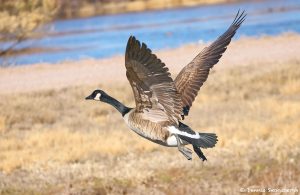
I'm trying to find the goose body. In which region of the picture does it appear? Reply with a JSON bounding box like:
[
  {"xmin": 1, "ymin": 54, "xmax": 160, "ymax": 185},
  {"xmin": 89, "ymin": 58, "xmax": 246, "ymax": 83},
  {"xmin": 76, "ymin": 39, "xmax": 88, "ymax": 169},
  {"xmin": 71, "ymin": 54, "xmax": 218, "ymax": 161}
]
[
  {"xmin": 123, "ymin": 108, "xmax": 192, "ymax": 147},
  {"xmin": 86, "ymin": 11, "xmax": 246, "ymax": 161}
]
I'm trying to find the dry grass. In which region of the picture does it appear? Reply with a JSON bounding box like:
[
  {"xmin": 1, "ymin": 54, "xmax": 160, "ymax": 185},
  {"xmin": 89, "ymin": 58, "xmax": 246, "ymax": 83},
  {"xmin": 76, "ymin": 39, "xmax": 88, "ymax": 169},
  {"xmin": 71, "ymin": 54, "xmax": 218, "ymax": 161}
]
[{"xmin": 0, "ymin": 59, "xmax": 299, "ymax": 194}]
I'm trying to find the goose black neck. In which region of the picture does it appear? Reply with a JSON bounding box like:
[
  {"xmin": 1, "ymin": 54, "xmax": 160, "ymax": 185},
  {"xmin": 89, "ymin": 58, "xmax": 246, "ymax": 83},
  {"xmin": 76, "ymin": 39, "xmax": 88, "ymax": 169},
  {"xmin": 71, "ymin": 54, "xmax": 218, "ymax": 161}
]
[{"xmin": 100, "ymin": 93, "xmax": 131, "ymax": 116}]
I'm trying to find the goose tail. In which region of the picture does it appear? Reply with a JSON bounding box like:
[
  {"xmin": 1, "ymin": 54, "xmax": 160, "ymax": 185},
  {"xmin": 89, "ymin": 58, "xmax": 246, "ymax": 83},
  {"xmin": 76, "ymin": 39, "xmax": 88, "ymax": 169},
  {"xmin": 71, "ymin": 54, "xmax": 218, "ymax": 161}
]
[
  {"xmin": 174, "ymin": 122, "xmax": 218, "ymax": 148},
  {"xmin": 178, "ymin": 132, "xmax": 218, "ymax": 149}
]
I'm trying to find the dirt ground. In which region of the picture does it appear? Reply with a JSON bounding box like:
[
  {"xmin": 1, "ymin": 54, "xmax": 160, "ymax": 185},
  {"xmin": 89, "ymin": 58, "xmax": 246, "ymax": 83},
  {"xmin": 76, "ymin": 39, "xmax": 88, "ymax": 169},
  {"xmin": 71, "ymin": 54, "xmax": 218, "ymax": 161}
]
[{"xmin": 0, "ymin": 33, "xmax": 299, "ymax": 195}]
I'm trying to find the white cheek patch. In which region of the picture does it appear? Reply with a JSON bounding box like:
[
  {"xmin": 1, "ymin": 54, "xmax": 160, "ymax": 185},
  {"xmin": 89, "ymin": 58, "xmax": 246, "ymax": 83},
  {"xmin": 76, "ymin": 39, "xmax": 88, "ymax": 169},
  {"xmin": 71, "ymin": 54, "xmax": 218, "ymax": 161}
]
[{"xmin": 94, "ymin": 93, "xmax": 101, "ymax": 100}]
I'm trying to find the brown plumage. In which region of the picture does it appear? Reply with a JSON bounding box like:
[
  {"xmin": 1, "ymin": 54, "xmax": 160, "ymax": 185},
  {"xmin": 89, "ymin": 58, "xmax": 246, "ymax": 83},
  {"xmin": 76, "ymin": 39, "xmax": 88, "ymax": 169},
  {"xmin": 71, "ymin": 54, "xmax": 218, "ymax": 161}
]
[
  {"xmin": 125, "ymin": 36, "xmax": 183, "ymax": 125},
  {"xmin": 125, "ymin": 109, "xmax": 171, "ymax": 144},
  {"xmin": 174, "ymin": 10, "xmax": 246, "ymax": 116},
  {"xmin": 86, "ymin": 10, "xmax": 246, "ymax": 161}
]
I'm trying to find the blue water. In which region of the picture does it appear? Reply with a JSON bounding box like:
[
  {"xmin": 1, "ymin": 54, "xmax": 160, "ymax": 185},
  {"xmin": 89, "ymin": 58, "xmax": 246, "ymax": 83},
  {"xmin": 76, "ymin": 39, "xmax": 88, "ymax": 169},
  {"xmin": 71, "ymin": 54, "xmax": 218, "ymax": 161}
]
[{"xmin": 1, "ymin": 0, "xmax": 300, "ymax": 65}]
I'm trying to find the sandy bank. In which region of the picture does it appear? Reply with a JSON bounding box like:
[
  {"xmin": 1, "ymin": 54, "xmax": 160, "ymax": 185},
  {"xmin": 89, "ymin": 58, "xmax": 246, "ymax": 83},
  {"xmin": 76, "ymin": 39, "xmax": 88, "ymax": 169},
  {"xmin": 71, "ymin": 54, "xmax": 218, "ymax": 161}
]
[{"xmin": 0, "ymin": 33, "xmax": 299, "ymax": 94}]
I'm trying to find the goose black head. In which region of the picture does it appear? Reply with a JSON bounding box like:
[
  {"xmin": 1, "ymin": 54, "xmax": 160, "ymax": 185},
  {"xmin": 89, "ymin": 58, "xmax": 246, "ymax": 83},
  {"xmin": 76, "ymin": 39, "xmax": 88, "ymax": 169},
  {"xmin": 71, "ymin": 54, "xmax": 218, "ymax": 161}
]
[
  {"xmin": 85, "ymin": 89, "xmax": 107, "ymax": 101},
  {"xmin": 85, "ymin": 89, "xmax": 131, "ymax": 116}
]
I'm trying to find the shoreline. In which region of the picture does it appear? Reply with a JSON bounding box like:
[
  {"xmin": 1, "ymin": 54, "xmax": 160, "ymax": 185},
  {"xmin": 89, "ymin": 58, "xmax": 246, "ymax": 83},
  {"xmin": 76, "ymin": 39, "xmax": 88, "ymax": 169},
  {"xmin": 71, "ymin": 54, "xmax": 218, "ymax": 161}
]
[{"xmin": 0, "ymin": 33, "xmax": 299, "ymax": 95}]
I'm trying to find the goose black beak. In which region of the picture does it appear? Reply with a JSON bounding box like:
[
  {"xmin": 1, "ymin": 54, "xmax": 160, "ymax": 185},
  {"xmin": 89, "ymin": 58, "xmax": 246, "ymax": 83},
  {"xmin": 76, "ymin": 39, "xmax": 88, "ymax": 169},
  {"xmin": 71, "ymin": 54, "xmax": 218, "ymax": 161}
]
[{"xmin": 85, "ymin": 95, "xmax": 93, "ymax": 100}]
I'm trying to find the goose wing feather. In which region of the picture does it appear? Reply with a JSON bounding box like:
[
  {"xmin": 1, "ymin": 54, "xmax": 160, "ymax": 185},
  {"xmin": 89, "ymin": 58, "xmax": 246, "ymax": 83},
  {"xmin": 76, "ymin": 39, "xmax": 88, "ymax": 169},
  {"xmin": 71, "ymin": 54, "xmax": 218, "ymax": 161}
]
[
  {"xmin": 174, "ymin": 10, "xmax": 246, "ymax": 117},
  {"xmin": 125, "ymin": 36, "xmax": 182, "ymax": 125}
]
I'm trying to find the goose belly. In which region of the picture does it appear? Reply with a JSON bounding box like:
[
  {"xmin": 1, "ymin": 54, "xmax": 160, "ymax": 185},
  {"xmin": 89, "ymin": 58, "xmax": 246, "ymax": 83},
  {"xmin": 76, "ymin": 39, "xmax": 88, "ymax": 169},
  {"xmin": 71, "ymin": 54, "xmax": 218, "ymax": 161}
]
[{"xmin": 123, "ymin": 110, "xmax": 170, "ymax": 146}]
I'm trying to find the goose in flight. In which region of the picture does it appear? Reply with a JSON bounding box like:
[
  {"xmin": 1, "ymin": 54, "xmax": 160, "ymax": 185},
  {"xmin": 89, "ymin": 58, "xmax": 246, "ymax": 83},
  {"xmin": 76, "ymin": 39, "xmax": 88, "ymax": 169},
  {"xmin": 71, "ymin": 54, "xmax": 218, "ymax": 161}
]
[{"xmin": 86, "ymin": 11, "xmax": 246, "ymax": 161}]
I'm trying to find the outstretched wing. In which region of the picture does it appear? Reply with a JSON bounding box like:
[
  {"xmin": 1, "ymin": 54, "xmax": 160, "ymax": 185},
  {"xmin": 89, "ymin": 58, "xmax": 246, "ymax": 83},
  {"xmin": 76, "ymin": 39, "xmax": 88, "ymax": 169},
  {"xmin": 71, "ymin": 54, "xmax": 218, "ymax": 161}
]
[
  {"xmin": 174, "ymin": 10, "xmax": 246, "ymax": 117},
  {"xmin": 125, "ymin": 36, "xmax": 182, "ymax": 125}
]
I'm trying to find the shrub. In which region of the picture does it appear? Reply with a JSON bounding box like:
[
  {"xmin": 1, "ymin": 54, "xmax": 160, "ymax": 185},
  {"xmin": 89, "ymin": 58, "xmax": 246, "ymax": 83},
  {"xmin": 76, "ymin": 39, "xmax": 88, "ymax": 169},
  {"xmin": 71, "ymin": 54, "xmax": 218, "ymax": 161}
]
[{"xmin": 0, "ymin": 0, "xmax": 58, "ymax": 58}]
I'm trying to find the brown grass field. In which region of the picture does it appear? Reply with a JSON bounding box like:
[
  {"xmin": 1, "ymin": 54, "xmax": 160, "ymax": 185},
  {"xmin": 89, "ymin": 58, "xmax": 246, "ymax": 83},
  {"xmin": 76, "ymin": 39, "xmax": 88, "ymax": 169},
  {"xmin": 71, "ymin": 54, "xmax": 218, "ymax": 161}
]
[{"xmin": 0, "ymin": 34, "xmax": 299, "ymax": 194}]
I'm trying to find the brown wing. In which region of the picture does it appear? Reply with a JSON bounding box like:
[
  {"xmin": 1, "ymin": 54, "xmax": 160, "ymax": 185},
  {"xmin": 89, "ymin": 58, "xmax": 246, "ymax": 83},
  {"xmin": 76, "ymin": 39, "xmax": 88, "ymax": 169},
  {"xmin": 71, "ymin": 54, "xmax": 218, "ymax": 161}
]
[
  {"xmin": 175, "ymin": 10, "xmax": 246, "ymax": 116},
  {"xmin": 125, "ymin": 36, "xmax": 182, "ymax": 125}
]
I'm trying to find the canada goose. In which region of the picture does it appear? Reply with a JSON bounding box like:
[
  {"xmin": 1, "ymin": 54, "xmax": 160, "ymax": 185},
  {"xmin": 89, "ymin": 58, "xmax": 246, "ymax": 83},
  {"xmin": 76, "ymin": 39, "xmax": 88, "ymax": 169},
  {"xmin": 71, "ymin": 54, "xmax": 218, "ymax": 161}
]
[{"xmin": 86, "ymin": 11, "xmax": 246, "ymax": 161}]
